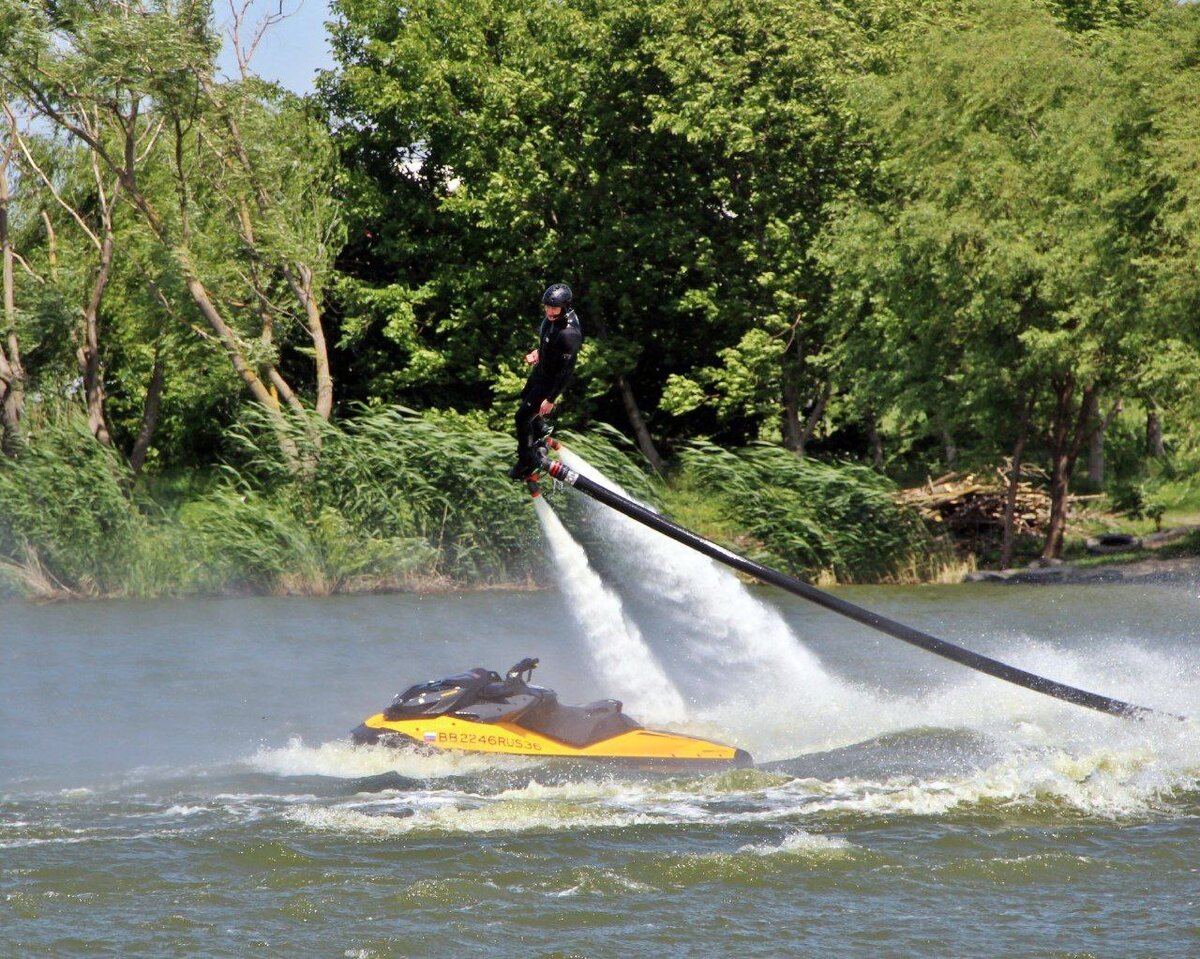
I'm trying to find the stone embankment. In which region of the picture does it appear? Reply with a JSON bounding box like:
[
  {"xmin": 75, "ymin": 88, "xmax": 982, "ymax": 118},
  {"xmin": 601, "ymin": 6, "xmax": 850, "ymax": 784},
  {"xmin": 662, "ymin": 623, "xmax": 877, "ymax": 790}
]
[{"xmin": 964, "ymin": 525, "xmax": 1200, "ymax": 585}]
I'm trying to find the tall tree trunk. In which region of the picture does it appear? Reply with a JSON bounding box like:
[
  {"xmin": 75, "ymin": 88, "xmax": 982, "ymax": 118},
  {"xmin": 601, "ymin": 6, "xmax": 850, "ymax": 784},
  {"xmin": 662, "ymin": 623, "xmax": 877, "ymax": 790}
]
[
  {"xmin": 237, "ymin": 202, "xmax": 279, "ymax": 403},
  {"xmin": 184, "ymin": 275, "xmax": 299, "ymax": 464},
  {"xmin": 867, "ymin": 411, "xmax": 883, "ymax": 469},
  {"xmin": 210, "ymin": 86, "xmax": 335, "ymax": 419},
  {"xmin": 781, "ymin": 338, "xmax": 803, "ymax": 451},
  {"xmin": 40, "ymin": 210, "xmax": 57, "ymax": 281},
  {"xmin": 1044, "ymin": 449, "xmax": 1071, "ymax": 561},
  {"xmin": 168, "ymin": 115, "xmax": 303, "ymax": 457},
  {"xmin": 79, "ymin": 230, "xmax": 116, "ymax": 446},
  {"xmin": 937, "ymin": 413, "xmax": 958, "ymax": 469},
  {"xmin": 1041, "ymin": 379, "xmax": 1095, "ymax": 560},
  {"xmin": 1086, "ymin": 398, "xmax": 1122, "ymax": 489},
  {"xmin": 268, "ymin": 367, "xmax": 306, "ymax": 413},
  {"xmin": 1146, "ymin": 408, "xmax": 1165, "ymax": 458},
  {"xmin": 1000, "ymin": 400, "xmax": 1031, "ymax": 569},
  {"xmin": 781, "ymin": 320, "xmax": 831, "ymax": 457},
  {"xmin": 1084, "ymin": 392, "xmax": 1102, "ymax": 489},
  {"xmin": 0, "ymin": 145, "xmax": 25, "ymax": 446},
  {"xmin": 284, "ymin": 264, "xmax": 333, "ymax": 420},
  {"xmin": 792, "ymin": 380, "xmax": 831, "ymax": 458},
  {"xmin": 616, "ymin": 374, "xmax": 664, "ymax": 473},
  {"xmin": 129, "ymin": 349, "xmax": 164, "ymax": 479}
]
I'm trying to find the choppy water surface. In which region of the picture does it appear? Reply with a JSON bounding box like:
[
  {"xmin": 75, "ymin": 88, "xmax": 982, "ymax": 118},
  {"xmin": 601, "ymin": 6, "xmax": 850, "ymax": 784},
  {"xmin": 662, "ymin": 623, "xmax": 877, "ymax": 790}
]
[{"xmin": 3, "ymin": 581, "xmax": 1200, "ymax": 957}]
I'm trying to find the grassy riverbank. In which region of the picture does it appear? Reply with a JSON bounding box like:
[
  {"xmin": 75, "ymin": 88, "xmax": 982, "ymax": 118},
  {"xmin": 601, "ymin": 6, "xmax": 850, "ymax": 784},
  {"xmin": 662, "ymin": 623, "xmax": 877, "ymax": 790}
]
[{"xmin": 0, "ymin": 410, "xmax": 952, "ymax": 600}]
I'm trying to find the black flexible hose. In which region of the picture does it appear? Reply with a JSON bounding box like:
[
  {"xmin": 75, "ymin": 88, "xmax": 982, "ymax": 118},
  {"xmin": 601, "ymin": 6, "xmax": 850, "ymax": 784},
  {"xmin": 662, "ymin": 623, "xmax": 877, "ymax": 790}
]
[{"xmin": 548, "ymin": 461, "xmax": 1169, "ymax": 721}]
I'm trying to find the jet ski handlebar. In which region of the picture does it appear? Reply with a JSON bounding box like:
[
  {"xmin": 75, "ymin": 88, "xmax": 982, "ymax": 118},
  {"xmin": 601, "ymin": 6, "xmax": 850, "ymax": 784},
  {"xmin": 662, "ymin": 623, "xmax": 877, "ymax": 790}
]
[{"xmin": 506, "ymin": 657, "xmax": 540, "ymax": 683}]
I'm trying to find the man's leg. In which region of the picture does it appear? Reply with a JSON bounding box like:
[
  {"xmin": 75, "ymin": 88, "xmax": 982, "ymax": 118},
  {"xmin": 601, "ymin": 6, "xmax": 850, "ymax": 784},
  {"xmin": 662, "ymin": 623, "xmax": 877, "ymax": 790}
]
[{"xmin": 511, "ymin": 395, "xmax": 543, "ymax": 478}]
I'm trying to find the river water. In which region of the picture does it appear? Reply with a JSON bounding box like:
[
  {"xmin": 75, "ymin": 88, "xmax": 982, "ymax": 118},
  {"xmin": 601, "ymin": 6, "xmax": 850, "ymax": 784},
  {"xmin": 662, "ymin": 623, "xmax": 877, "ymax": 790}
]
[{"xmin": 3, "ymin": 577, "xmax": 1200, "ymax": 957}]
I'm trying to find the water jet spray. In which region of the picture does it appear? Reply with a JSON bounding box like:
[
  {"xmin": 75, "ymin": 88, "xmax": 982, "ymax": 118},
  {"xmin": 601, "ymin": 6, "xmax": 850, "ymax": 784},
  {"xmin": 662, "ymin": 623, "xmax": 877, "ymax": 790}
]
[{"xmin": 543, "ymin": 459, "xmax": 1176, "ymax": 722}]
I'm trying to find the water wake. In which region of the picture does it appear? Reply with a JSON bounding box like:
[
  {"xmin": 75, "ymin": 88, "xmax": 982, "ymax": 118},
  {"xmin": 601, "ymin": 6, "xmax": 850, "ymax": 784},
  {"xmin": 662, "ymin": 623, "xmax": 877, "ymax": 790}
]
[
  {"xmin": 274, "ymin": 728, "xmax": 1200, "ymax": 842},
  {"xmin": 533, "ymin": 495, "xmax": 686, "ymax": 723}
]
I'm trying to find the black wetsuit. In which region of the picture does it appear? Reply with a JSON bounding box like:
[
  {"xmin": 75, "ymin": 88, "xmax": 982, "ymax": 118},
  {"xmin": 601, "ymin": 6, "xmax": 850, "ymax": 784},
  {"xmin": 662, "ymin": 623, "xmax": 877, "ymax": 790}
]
[{"xmin": 514, "ymin": 308, "xmax": 583, "ymax": 473}]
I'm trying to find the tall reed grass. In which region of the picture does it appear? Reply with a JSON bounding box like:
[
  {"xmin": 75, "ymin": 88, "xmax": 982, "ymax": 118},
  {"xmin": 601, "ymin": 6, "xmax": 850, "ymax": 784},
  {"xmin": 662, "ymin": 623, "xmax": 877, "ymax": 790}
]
[
  {"xmin": 676, "ymin": 442, "xmax": 950, "ymax": 583},
  {"xmin": 0, "ymin": 408, "xmax": 654, "ymax": 598},
  {"xmin": 0, "ymin": 411, "xmax": 948, "ymax": 599},
  {"xmin": 0, "ymin": 418, "xmax": 196, "ymax": 598},
  {"xmin": 205, "ymin": 406, "xmax": 539, "ymax": 587}
]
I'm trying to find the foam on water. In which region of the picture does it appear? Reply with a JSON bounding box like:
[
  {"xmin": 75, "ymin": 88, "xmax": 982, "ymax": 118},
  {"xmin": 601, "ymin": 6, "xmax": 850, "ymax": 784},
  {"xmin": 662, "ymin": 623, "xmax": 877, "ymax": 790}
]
[
  {"xmin": 8, "ymin": 714, "xmax": 1197, "ymax": 859},
  {"xmin": 533, "ymin": 495, "xmax": 686, "ymax": 723},
  {"xmin": 738, "ymin": 830, "xmax": 855, "ymax": 856},
  {"xmin": 247, "ymin": 736, "xmax": 532, "ymax": 780},
  {"xmin": 270, "ymin": 742, "xmax": 1199, "ymax": 843},
  {"xmin": 730, "ymin": 634, "xmax": 1200, "ymax": 779},
  {"xmin": 285, "ymin": 796, "xmax": 661, "ymax": 837}
]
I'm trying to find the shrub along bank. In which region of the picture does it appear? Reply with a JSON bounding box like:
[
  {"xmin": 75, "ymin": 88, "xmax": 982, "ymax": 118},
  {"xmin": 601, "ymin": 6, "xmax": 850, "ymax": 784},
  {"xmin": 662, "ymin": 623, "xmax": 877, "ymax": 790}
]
[
  {"xmin": 0, "ymin": 410, "xmax": 945, "ymax": 600},
  {"xmin": 667, "ymin": 442, "xmax": 955, "ymax": 584}
]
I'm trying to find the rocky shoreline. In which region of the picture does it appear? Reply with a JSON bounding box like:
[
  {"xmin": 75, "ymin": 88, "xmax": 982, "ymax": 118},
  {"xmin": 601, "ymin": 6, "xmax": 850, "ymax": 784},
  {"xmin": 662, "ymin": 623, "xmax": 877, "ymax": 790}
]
[
  {"xmin": 963, "ymin": 523, "xmax": 1200, "ymax": 585},
  {"xmin": 965, "ymin": 555, "xmax": 1200, "ymax": 585}
]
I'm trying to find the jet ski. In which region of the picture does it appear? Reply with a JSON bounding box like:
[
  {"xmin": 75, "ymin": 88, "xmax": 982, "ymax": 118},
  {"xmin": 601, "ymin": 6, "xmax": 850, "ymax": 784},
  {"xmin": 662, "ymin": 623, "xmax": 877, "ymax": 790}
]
[{"xmin": 351, "ymin": 657, "xmax": 752, "ymax": 771}]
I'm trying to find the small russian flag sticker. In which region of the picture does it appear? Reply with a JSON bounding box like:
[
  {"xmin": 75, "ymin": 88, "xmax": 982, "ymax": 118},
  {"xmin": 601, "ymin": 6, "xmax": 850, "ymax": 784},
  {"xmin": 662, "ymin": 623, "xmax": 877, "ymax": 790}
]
[{"xmin": 423, "ymin": 731, "xmax": 437, "ymax": 743}]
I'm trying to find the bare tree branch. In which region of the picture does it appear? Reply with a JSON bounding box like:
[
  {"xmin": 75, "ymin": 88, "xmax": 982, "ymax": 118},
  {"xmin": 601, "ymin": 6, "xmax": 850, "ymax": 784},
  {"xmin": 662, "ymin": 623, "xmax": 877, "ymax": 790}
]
[
  {"xmin": 40, "ymin": 208, "xmax": 59, "ymax": 281},
  {"xmin": 226, "ymin": 0, "xmax": 298, "ymax": 79},
  {"xmin": 2, "ymin": 101, "xmax": 102, "ymax": 250},
  {"xmin": 11, "ymin": 250, "xmax": 45, "ymax": 283},
  {"xmin": 136, "ymin": 117, "xmax": 166, "ymax": 163}
]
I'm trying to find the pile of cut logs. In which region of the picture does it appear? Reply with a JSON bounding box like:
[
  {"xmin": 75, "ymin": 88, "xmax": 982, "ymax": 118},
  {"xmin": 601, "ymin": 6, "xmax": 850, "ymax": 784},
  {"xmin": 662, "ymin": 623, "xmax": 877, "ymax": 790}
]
[{"xmin": 896, "ymin": 469, "xmax": 1056, "ymax": 549}]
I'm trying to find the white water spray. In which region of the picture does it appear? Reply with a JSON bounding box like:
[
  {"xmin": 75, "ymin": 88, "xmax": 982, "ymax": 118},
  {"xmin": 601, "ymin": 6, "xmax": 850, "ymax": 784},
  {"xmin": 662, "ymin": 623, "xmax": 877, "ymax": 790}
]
[
  {"xmin": 557, "ymin": 451, "xmax": 835, "ymax": 688},
  {"xmin": 546, "ymin": 450, "xmax": 1197, "ymax": 763},
  {"xmin": 555, "ymin": 449, "xmax": 888, "ymax": 750},
  {"xmin": 533, "ymin": 495, "xmax": 687, "ymax": 723}
]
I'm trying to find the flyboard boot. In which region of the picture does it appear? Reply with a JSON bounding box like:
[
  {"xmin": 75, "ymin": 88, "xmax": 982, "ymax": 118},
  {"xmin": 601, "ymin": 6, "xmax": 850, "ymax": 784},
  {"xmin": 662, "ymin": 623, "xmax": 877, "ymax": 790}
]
[
  {"xmin": 507, "ymin": 456, "xmax": 543, "ymax": 497},
  {"xmin": 508, "ymin": 427, "xmax": 561, "ymax": 497}
]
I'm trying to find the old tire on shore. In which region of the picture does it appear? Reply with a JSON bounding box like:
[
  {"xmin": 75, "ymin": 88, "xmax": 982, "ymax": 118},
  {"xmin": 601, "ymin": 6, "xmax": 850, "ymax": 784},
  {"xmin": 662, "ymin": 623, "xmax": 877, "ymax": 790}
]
[{"xmin": 1085, "ymin": 533, "xmax": 1143, "ymax": 556}]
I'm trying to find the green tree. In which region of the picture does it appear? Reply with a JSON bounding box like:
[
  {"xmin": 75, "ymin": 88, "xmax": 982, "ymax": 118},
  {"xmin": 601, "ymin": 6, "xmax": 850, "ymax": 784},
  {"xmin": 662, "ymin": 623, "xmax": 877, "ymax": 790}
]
[
  {"xmin": 819, "ymin": 0, "xmax": 1183, "ymax": 558},
  {"xmin": 647, "ymin": 0, "xmax": 891, "ymax": 453},
  {"xmin": 323, "ymin": 0, "xmax": 911, "ymax": 460},
  {"xmin": 1112, "ymin": 6, "xmax": 1200, "ymax": 370},
  {"xmin": 0, "ymin": 0, "xmax": 346, "ymax": 467}
]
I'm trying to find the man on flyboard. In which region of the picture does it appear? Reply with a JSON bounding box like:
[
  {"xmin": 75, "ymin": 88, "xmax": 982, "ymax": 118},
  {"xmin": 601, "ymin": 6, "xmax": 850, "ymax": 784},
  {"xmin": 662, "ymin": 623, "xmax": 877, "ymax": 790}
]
[{"xmin": 508, "ymin": 282, "xmax": 583, "ymax": 481}]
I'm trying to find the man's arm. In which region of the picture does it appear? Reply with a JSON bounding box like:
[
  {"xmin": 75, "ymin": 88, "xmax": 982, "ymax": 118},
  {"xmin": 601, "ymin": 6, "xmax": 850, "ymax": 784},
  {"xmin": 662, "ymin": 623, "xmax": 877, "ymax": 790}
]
[{"xmin": 544, "ymin": 327, "xmax": 583, "ymax": 401}]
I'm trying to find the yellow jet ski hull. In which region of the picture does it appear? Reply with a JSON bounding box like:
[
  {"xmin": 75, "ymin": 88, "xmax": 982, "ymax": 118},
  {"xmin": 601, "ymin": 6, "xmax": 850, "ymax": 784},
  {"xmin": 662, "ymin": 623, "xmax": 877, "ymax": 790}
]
[{"xmin": 354, "ymin": 712, "xmax": 751, "ymax": 770}]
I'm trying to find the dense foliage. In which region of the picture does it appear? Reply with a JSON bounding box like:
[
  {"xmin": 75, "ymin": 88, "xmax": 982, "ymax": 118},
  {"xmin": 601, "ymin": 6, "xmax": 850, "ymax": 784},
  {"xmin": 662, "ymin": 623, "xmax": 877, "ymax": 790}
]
[
  {"xmin": 679, "ymin": 442, "xmax": 945, "ymax": 582},
  {"xmin": 2, "ymin": 0, "xmax": 1200, "ymax": 596},
  {"xmin": 0, "ymin": 410, "xmax": 941, "ymax": 597},
  {"xmin": 0, "ymin": 410, "xmax": 540, "ymax": 597}
]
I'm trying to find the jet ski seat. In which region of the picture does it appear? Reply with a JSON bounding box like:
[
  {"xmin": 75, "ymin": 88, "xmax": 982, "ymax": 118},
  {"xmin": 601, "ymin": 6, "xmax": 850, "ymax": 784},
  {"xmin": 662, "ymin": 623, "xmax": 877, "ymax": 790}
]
[{"xmin": 518, "ymin": 697, "xmax": 641, "ymax": 748}]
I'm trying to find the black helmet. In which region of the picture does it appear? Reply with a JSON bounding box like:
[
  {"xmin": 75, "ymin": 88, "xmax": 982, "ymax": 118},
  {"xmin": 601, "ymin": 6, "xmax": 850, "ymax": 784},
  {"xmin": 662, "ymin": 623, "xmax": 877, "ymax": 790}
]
[{"xmin": 542, "ymin": 283, "xmax": 572, "ymax": 309}]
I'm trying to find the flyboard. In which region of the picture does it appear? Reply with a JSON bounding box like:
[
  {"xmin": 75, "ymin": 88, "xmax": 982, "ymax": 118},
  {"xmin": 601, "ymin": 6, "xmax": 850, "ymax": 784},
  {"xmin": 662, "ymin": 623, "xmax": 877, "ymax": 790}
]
[{"xmin": 523, "ymin": 439, "xmax": 1174, "ymax": 722}]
